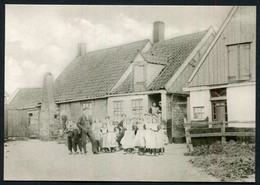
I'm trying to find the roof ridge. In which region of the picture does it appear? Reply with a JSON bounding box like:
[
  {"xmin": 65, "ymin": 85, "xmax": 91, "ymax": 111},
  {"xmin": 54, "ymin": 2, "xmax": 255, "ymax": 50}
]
[
  {"xmin": 160, "ymin": 29, "xmax": 208, "ymax": 43},
  {"xmin": 86, "ymin": 39, "xmax": 149, "ymax": 55}
]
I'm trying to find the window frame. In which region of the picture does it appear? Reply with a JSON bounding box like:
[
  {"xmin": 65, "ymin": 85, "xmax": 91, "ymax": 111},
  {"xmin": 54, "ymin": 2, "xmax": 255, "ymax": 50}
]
[
  {"xmin": 132, "ymin": 61, "xmax": 147, "ymax": 92},
  {"xmin": 132, "ymin": 99, "xmax": 143, "ymax": 118},
  {"xmin": 193, "ymin": 106, "xmax": 205, "ymax": 120},
  {"xmin": 113, "ymin": 100, "xmax": 124, "ymax": 121},
  {"xmin": 81, "ymin": 101, "xmax": 93, "ymax": 115},
  {"xmin": 227, "ymin": 42, "xmax": 251, "ymax": 82}
]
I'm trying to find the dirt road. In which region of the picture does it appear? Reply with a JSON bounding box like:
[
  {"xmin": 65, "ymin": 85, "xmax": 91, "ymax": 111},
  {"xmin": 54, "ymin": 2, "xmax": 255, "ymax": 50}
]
[{"xmin": 4, "ymin": 140, "xmax": 218, "ymax": 181}]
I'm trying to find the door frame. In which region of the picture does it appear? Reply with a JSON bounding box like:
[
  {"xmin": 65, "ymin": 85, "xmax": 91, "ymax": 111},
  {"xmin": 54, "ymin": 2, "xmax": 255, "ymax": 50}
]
[{"xmin": 211, "ymin": 100, "xmax": 227, "ymax": 122}]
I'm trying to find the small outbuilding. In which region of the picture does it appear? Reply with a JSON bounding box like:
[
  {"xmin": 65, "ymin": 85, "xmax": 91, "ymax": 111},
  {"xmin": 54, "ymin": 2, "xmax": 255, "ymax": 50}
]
[{"xmin": 7, "ymin": 88, "xmax": 43, "ymax": 138}]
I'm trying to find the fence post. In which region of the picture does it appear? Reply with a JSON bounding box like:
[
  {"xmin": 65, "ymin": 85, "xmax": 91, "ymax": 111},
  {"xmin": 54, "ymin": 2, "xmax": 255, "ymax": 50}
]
[
  {"xmin": 221, "ymin": 120, "xmax": 226, "ymax": 144},
  {"xmin": 184, "ymin": 118, "xmax": 193, "ymax": 153}
]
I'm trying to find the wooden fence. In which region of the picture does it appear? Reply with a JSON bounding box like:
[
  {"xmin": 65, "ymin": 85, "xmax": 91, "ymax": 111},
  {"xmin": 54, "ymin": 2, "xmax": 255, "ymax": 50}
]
[{"xmin": 184, "ymin": 119, "xmax": 255, "ymax": 153}]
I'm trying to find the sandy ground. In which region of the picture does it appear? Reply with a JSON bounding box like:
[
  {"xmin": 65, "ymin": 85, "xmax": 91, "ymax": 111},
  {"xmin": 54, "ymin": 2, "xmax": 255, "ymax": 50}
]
[{"xmin": 4, "ymin": 139, "xmax": 219, "ymax": 181}]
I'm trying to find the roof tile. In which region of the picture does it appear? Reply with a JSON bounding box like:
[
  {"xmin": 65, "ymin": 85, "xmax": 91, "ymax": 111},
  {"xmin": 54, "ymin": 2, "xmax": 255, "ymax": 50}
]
[
  {"xmin": 54, "ymin": 39, "xmax": 149, "ymax": 102},
  {"xmin": 8, "ymin": 88, "xmax": 42, "ymax": 109}
]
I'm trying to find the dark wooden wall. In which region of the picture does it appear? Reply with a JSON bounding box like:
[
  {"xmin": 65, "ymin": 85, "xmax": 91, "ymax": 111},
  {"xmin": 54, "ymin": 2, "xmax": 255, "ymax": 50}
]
[
  {"xmin": 7, "ymin": 109, "xmax": 28, "ymax": 137},
  {"xmin": 59, "ymin": 98, "xmax": 108, "ymax": 124}
]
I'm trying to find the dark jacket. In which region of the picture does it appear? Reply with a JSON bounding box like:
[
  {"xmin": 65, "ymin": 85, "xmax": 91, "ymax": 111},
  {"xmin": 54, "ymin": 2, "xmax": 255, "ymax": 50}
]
[{"xmin": 77, "ymin": 115, "xmax": 93, "ymax": 131}]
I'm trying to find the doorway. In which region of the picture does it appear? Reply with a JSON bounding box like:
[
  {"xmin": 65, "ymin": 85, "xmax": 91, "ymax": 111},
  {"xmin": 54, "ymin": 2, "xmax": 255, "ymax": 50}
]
[{"xmin": 212, "ymin": 100, "xmax": 227, "ymax": 122}]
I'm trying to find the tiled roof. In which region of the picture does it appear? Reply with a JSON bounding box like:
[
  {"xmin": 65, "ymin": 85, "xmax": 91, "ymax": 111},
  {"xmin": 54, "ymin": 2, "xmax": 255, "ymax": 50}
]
[
  {"xmin": 148, "ymin": 30, "xmax": 207, "ymax": 90},
  {"xmin": 110, "ymin": 30, "xmax": 207, "ymax": 94},
  {"xmin": 8, "ymin": 88, "xmax": 42, "ymax": 109},
  {"xmin": 54, "ymin": 39, "xmax": 149, "ymax": 102},
  {"xmin": 110, "ymin": 73, "xmax": 132, "ymax": 94},
  {"xmin": 141, "ymin": 53, "xmax": 167, "ymax": 65}
]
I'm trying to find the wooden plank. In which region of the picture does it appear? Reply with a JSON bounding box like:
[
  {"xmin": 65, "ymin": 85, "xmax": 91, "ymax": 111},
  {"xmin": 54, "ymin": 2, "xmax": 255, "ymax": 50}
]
[
  {"xmin": 187, "ymin": 133, "xmax": 222, "ymax": 137},
  {"xmin": 221, "ymin": 121, "xmax": 226, "ymax": 144},
  {"xmin": 184, "ymin": 120, "xmax": 255, "ymax": 126},
  {"xmin": 184, "ymin": 118, "xmax": 193, "ymax": 153},
  {"xmin": 223, "ymin": 132, "xmax": 255, "ymax": 137},
  {"xmin": 227, "ymin": 121, "xmax": 255, "ymax": 124},
  {"xmin": 174, "ymin": 102, "xmax": 187, "ymax": 105},
  {"xmin": 187, "ymin": 131, "xmax": 255, "ymax": 138}
]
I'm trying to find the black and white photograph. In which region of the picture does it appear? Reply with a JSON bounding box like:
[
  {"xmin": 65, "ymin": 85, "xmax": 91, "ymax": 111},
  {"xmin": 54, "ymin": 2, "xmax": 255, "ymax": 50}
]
[{"xmin": 4, "ymin": 5, "xmax": 256, "ymax": 182}]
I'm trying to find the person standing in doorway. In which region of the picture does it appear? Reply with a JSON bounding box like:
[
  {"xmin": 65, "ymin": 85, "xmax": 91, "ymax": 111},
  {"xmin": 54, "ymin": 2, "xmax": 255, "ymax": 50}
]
[{"xmin": 77, "ymin": 107, "xmax": 99, "ymax": 154}]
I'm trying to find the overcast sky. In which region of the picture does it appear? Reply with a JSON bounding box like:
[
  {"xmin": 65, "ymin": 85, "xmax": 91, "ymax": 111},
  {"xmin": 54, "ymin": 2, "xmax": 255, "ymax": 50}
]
[{"xmin": 5, "ymin": 5, "xmax": 232, "ymax": 95}]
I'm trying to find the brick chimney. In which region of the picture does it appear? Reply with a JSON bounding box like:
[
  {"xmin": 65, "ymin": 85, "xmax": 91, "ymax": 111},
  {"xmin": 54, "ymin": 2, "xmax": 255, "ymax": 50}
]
[
  {"xmin": 153, "ymin": 21, "xmax": 165, "ymax": 44},
  {"xmin": 39, "ymin": 73, "xmax": 58, "ymax": 141},
  {"xmin": 78, "ymin": 43, "xmax": 86, "ymax": 57}
]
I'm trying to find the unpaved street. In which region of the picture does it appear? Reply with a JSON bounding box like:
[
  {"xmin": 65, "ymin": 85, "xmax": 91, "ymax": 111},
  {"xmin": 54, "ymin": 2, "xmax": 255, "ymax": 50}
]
[{"xmin": 4, "ymin": 140, "xmax": 218, "ymax": 181}]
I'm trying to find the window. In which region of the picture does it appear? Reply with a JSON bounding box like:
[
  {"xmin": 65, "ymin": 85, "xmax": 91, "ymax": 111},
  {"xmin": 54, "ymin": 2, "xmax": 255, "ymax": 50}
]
[
  {"xmin": 28, "ymin": 113, "xmax": 33, "ymax": 117},
  {"xmin": 54, "ymin": 114, "xmax": 58, "ymax": 119},
  {"xmin": 210, "ymin": 88, "xmax": 226, "ymax": 98},
  {"xmin": 81, "ymin": 102, "xmax": 93, "ymax": 115},
  {"xmin": 134, "ymin": 64, "xmax": 146, "ymax": 92},
  {"xmin": 228, "ymin": 43, "xmax": 251, "ymax": 81},
  {"xmin": 193, "ymin": 107, "xmax": 205, "ymax": 119},
  {"xmin": 132, "ymin": 99, "xmax": 143, "ymax": 118},
  {"xmin": 113, "ymin": 101, "xmax": 124, "ymax": 121}
]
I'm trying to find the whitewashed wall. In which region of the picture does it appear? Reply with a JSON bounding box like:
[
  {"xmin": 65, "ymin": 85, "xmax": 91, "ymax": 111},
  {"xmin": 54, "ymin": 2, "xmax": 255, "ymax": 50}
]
[
  {"xmin": 227, "ymin": 85, "xmax": 255, "ymax": 127},
  {"xmin": 189, "ymin": 90, "xmax": 212, "ymax": 121},
  {"xmin": 107, "ymin": 95, "xmax": 148, "ymax": 121}
]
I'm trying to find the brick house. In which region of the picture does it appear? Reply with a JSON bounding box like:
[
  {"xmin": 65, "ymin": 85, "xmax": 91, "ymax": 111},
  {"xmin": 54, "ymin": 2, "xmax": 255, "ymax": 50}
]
[
  {"xmin": 184, "ymin": 6, "xmax": 256, "ymax": 127},
  {"xmin": 54, "ymin": 21, "xmax": 216, "ymax": 141}
]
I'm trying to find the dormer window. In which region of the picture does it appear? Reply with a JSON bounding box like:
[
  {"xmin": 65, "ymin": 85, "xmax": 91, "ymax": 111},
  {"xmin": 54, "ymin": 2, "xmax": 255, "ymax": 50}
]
[{"xmin": 133, "ymin": 62, "xmax": 146, "ymax": 92}]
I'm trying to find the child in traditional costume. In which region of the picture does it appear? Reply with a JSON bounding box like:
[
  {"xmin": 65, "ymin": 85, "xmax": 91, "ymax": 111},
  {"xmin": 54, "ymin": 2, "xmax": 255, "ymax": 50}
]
[
  {"xmin": 105, "ymin": 116, "xmax": 117, "ymax": 152},
  {"xmin": 121, "ymin": 118, "xmax": 135, "ymax": 154},
  {"xmin": 134, "ymin": 118, "xmax": 146, "ymax": 155},
  {"xmin": 92, "ymin": 119, "xmax": 103, "ymax": 153},
  {"xmin": 100, "ymin": 121, "xmax": 108, "ymax": 153},
  {"xmin": 157, "ymin": 123, "xmax": 165, "ymax": 155},
  {"xmin": 145, "ymin": 114, "xmax": 158, "ymax": 156}
]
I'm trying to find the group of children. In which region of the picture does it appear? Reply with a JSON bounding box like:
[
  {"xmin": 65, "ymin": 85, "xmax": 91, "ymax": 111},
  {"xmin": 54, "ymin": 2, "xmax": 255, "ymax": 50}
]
[{"xmin": 92, "ymin": 113, "xmax": 168, "ymax": 156}]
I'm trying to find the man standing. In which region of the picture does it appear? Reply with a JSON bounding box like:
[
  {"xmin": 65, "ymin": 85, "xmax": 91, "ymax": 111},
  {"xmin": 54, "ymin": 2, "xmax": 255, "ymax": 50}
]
[{"xmin": 77, "ymin": 107, "xmax": 99, "ymax": 154}]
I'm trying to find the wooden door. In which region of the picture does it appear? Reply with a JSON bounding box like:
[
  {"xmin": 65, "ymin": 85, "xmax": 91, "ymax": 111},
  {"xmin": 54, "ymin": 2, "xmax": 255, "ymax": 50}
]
[{"xmin": 212, "ymin": 101, "xmax": 227, "ymax": 122}]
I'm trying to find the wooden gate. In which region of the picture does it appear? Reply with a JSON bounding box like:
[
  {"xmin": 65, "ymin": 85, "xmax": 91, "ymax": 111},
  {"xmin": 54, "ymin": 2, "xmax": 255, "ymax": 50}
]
[{"xmin": 7, "ymin": 109, "xmax": 28, "ymax": 137}]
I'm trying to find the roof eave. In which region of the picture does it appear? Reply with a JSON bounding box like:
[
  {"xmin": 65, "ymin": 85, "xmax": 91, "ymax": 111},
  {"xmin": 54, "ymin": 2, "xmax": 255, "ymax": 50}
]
[{"xmin": 164, "ymin": 26, "xmax": 217, "ymax": 91}]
